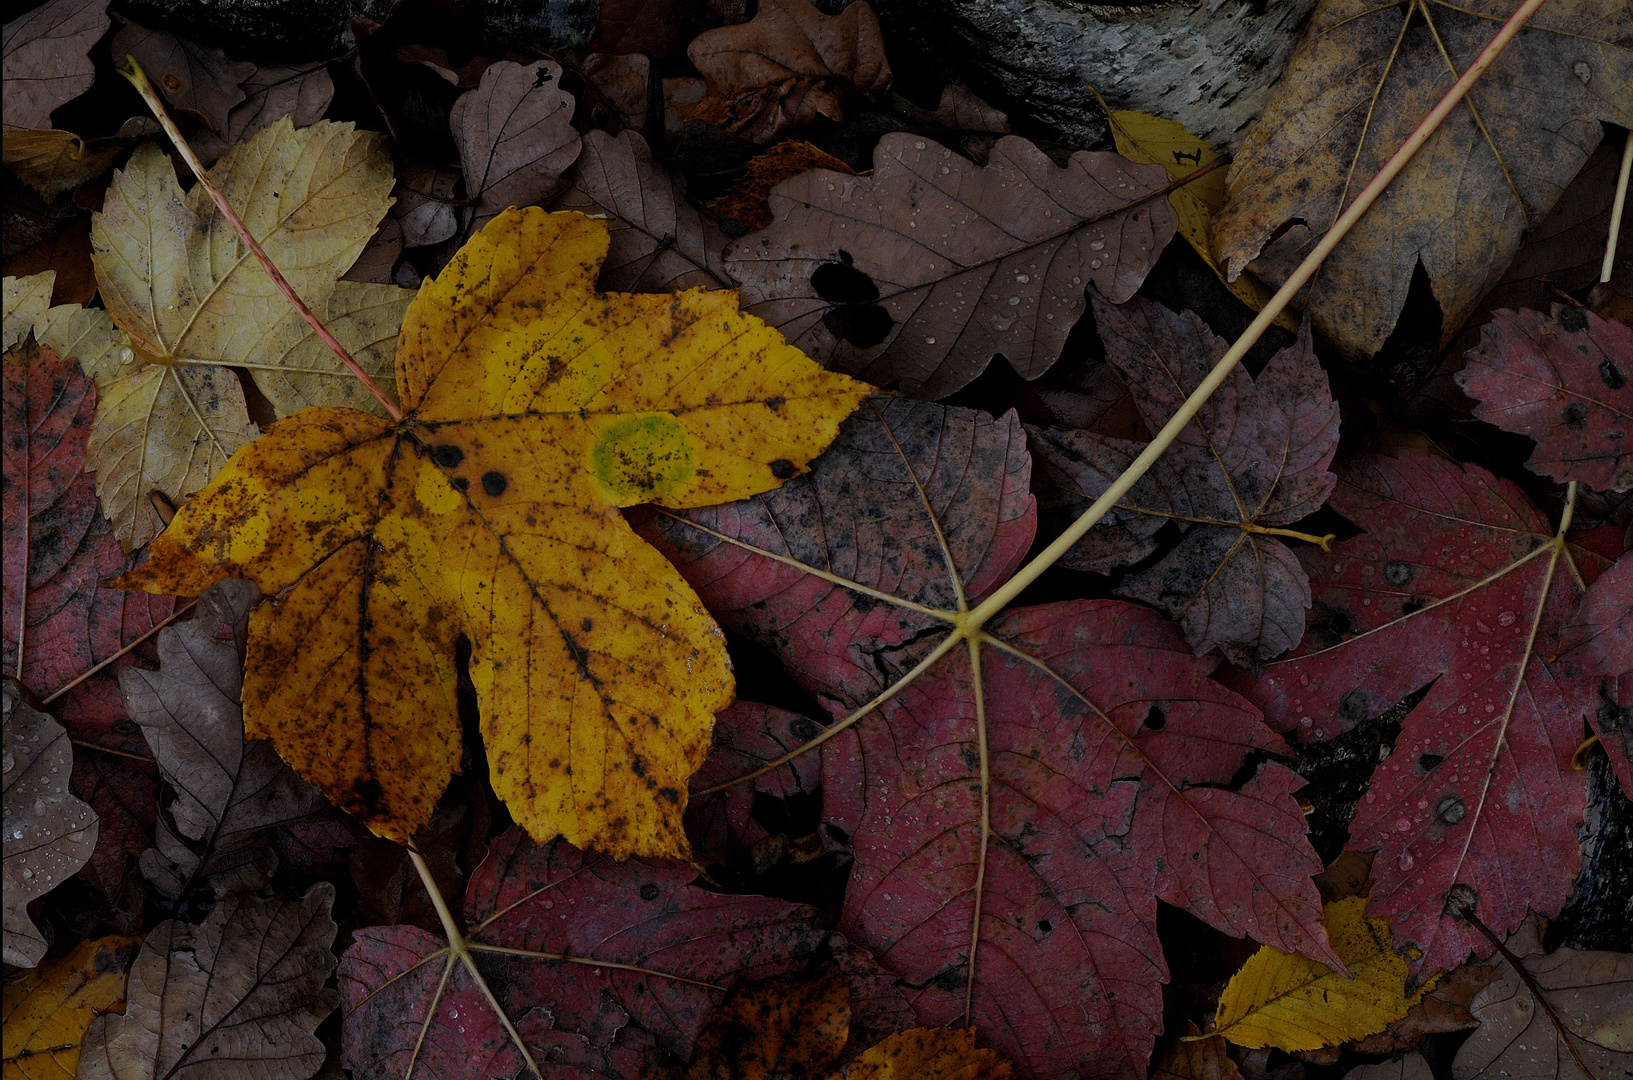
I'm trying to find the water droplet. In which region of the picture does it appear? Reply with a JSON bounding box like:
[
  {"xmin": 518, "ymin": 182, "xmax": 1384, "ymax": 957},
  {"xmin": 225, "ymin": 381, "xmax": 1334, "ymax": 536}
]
[
  {"xmin": 1016, "ymin": 273, "xmax": 1030, "ymax": 283},
  {"xmin": 1, "ymin": 752, "xmax": 12, "ymax": 773},
  {"xmin": 1398, "ymin": 850, "xmax": 1414, "ymax": 871},
  {"xmin": 1497, "ymin": 611, "xmax": 1516, "ymax": 626},
  {"xmin": 20, "ymin": 867, "xmax": 33, "ymax": 881},
  {"xmin": 1007, "ymin": 296, "xmax": 1020, "ymax": 306},
  {"xmin": 925, "ymin": 336, "xmax": 936, "ymax": 344},
  {"xmin": 914, "ymin": 141, "xmax": 926, "ymax": 150},
  {"xmin": 33, "ymin": 796, "xmax": 45, "ymax": 815},
  {"xmin": 1089, "ymin": 238, "xmax": 1106, "ymax": 251},
  {"xmin": 1090, "ymin": 259, "xmax": 1102, "ymax": 269},
  {"xmin": 1396, "ymin": 817, "xmax": 1412, "ymax": 832}
]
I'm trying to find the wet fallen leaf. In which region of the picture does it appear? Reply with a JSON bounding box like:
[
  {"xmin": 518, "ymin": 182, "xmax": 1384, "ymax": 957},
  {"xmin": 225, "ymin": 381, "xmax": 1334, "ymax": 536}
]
[
  {"xmin": 646, "ymin": 396, "xmax": 1335, "ymax": 1080},
  {"xmin": 1212, "ymin": 0, "xmax": 1633, "ymax": 359},
  {"xmin": 451, "ymin": 59, "xmax": 582, "ymax": 234},
  {"xmin": 1457, "ymin": 304, "xmax": 1632, "ymax": 492},
  {"xmin": 583, "ymin": 52, "xmax": 652, "ymax": 134},
  {"xmin": 681, "ymin": 0, "xmax": 891, "ymax": 144},
  {"xmin": 830, "ymin": 934, "xmax": 917, "ymax": 1063},
  {"xmin": 2, "ymin": 0, "xmax": 109, "ymax": 132},
  {"xmin": 555, "ymin": 129, "xmax": 730, "ymax": 291},
  {"xmin": 1, "ymin": 130, "xmax": 119, "ymax": 198},
  {"xmin": 116, "ymin": 208, "xmax": 866, "ymax": 854},
  {"xmin": 79, "ymin": 884, "xmax": 339, "ymax": 1080},
  {"xmin": 848, "ymin": 1027, "xmax": 1013, "ymax": 1080},
  {"xmin": 1344, "ymin": 1052, "xmax": 1434, "ymax": 1080},
  {"xmin": 710, "ymin": 139, "xmax": 854, "ymax": 233},
  {"xmin": 725, "ymin": 133, "xmax": 1178, "ymax": 398},
  {"xmin": 110, "ymin": 21, "xmax": 256, "ymax": 136},
  {"xmin": 1029, "ymin": 296, "xmax": 1337, "ymax": 662},
  {"xmin": 1, "ymin": 933, "xmax": 142, "ymax": 1080},
  {"xmin": 118, "ymin": 579, "xmax": 335, "ymax": 900},
  {"xmin": 686, "ymin": 963, "xmax": 850, "ymax": 1080},
  {"xmin": 1452, "ymin": 915, "xmax": 1633, "ymax": 1080},
  {"xmin": 3, "ymin": 680, "xmax": 99, "ymax": 967},
  {"xmin": 339, "ymin": 827, "xmax": 828, "ymax": 1079},
  {"xmin": 1563, "ymin": 550, "xmax": 1632, "ymax": 798},
  {"xmin": 1213, "ymin": 897, "xmax": 1414, "ymax": 1051},
  {"xmin": 391, "ymin": 161, "xmax": 462, "ymax": 249},
  {"xmin": 1100, "ymin": 104, "xmax": 1285, "ymax": 325},
  {"xmin": 89, "ymin": 123, "xmax": 411, "ymax": 547},
  {"xmin": 1238, "ymin": 451, "xmax": 1607, "ymax": 977}
]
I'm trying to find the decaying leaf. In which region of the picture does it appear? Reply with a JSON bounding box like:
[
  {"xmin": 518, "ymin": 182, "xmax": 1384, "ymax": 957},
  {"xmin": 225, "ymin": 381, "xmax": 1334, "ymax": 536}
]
[
  {"xmin": 1030, "ymin": 296, "xmax": 1337, "ymax": 661},
  {"xmin": 725, "ymin": 133, "xmax": 1178, "ymax": 398},
  {"xmin": 1563, "ymin": 553, "xmax": 1631, "ymax": 796},
  {"xmin": 887, "ymin": 85, "xmax": 1009, "ymax": 133},
  {"xmin": 686, "ymin": 963, "xmax": 850, "ymax": 1080},
  {"xmin": 1239, "ymin": 452, "xmax": 1606, "ymax": 976},
  {"xmin": 1, "ymin": 130, "xmax": 120, "ymax": 198},
  {"xmin": 2, "ymin": 271, "xmax": 54, "ymax": 348},
  {"xmin": 89, "ymin": 123, "xmax": 411, "ymax": 548},
  {"xmin": 110, "ymin": 21, "xmax": 257, "ymax": 136},
  {"xmin": 189, "ymin": 60, "xmax": 337, "ymax": 165},
  {"xmin": 1212, "ymin": 0, "xmax": 1633, "ymax": 359},
  {"xmin": 1212, "ymin": 897, "xmax": 1413, "ymax": 1051},
  {"xmin": 1154, "ymin": 1024, "xmax": 1243, "ymax": 1080},
  {"xmin": 452, "ymin": 59, "xmax": 582, "ymax": 234},
  {"xmin": 647, "ymin": 396, "xmax": 1336, "ymax": 1080},
  {"xmin": 554, "ymin": 129, "xmax": 730, "ymax": 292},
  {"xmin": 3, "ymin": 681, "xmax": 99, "ymax": 968},
  {"xmin": 848, "ymin": 1028, "xmax": 1013, "ymax": 1080},
  {"xmin": 1345, "ymin": 1053, "xmax": 1434, "ymax": 1080},
  {"xmin": 681, "ymin": 0, "xmax": 891, "ymax": 144},
  {"xmin": 79, "ymin": 884, "xmax": 339, "ymax": 1080},
  {"xmin": 118, "ymin": 578, "xmax": 334, "ymax": 899},
  {"xmin": 339, "ymin": 828, "xmax": 828, "ymax": 1079},
  {"xmin": 1, "ymin": 933, "xmax": 142, "ymax": 1080},
  {"xmin": 2, "ymin": 0, "xmax": 109, "ymax": 132},
  {"xmin": 117, "ymin": 208, "xmax": 866, "ymax": 855},
  {"xmin": 1458, "ymin": 304, "xmax": 1632, "ymax": 492},
  {"xmin": 583, "ymin": 52, "xmax": 651, "ymax": 134},
  {"xmin": 710, "ymin": 140, "xmax": 856, "ymax": 234},
  {"xmin": 1452, "ymin": 916, "xmax": 1633, "ymax": 1080},
  {"xmin": 2, "ymin": 334, "xmax": 175, "ymax": 745}
]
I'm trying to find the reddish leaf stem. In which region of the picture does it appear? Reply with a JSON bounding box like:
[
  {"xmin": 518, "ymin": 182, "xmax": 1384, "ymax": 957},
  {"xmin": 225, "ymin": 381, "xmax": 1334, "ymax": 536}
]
[
  {"xmin": 965, "ymin": 0, "xmax": 1555, "ymax": 626},
  {"xmin": 114, "ymin": 56, "xmax": 404, "ymax": 423}
]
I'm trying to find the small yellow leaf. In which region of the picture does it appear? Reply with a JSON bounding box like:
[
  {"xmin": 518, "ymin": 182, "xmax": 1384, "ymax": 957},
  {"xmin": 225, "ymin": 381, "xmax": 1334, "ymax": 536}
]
[
  {"xmin": 118, "ymin": 208, "xmax": 868, "ymax": 858},
  {"xmin": 847, "ymin": 1027, "xmax": 1014, "ymax": 1080},
  {"xmin": 1097, "ymin": 98, "xmax": 1295, "ymax": 331},
  {"xmin": 2, "ymin": 934, "xmax": 141, "ymax": 1080},
  {"xmin": 1213, "ymin": 896, "xmax": 1413, "ymax": 1051},
  {"xmin": 88, "ymin": 120, "xmax": 411, "ymax": 548},
  {"xmin": 2, "ymin": 272, "xmax": 54, "ymax": 352},
  {"xmin": 4, "ymin": 271, "xmax": 131, "ymax": 379}
]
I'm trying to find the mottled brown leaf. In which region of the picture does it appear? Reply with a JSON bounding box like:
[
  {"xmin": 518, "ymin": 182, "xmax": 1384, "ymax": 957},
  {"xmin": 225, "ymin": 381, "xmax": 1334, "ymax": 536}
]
[
  {"xmin": 110, "ymin": 21, "xmax": 256, "ymax": 136},
  {"xmin": 725, "ymin": 134, "xmax": 1178, "ymax": 398},
  {"xmin": 451, "ymin": 59, "xmax": 582, "ymax": 234}
]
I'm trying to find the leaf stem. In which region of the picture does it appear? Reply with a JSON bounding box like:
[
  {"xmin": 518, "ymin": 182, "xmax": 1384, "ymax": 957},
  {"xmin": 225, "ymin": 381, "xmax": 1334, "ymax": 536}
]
[
  {"xmin": 1452, "ymin": 903, "xmax": 1597, "ymax": 1080},
  {"xmin": 1604, "ymin": 129, "xmax": 1632, "ymax": 285},
  {"xmin": 961, "ymin": 0, "xmax": 1554, "ymax": 631},
  {"xmin": 114, "ymin": 55, "xmax": 404, "ymax": 423},
  {"xmin": 406, "ymin": 848, "xmax": 545, "ymax": 1079},
  {"xmin": 42, "ymin": 599, "xmax": 197, "ymax": 705}
]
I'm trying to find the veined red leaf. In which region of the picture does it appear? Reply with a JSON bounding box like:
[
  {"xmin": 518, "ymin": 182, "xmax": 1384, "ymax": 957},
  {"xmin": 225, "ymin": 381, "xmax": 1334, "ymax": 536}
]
[
  {"xmin": 339, "ymin": 827, "xmax": 827, "ymax": 1079},
  {"xmin": 1237, "ymin": 451, "xmax": 1606, "ymax": 976},
  {"xmin": 645, "ymin": 397, "xmax": 1334, "ymax": 1079}
]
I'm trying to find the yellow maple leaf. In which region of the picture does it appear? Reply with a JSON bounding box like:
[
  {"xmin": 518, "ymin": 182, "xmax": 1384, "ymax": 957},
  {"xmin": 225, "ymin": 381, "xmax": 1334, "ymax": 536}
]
[
  {"xmin": 1093, "ymin": 96, "xmax": 1295, "ymax": 332},
  {"xmin": 87, "ymin": 120, "xmax": 416, "ymax": 549},
  {"xmin": 118, "ymin": 207, "xmax": 868, "ymax": 858},
  {"xmin": 1212, "ymin": 896, "xmax": 1416, "ymax": 1051},
  {"xmin": 2, "ymin": 935, "xmax": 142, "ymax": 1080}
]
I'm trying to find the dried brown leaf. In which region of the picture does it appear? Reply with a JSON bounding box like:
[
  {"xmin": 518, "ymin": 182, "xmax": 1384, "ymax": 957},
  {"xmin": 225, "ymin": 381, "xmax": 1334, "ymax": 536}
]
[
  {"xmin": 887, "ymin": 85, "xmax": 1009, "ymax": 133},
  {"xmin": 451, "ymin": 58, "xmax": 582, "ymax": 234},
  {"xmin": 190, "ymin": 60, "xmax": 336, "ymax": 165},
  {"xmin": 584, "ymin": 51, "xmax": 652, "ymax": 133},
  {"xmin": 110, "ymin": 21, "xmax": 256, "ymax": 136},
  {"xmin": 1, "ymin": 130, "xmax": 118, "ymax": 198},
  {"xmin": 1212, "ymin": 0, "xmax": 1633, "ymax": 359},
  {"xmin": 725, "ymin": 133, "xmax": 1178, "ymax": 398},
  {"xmin": 683, "ymin": 0, "xmax": 891, "ymax": 143},
  {"xmin": 79, "ymin": 884, "xmax": 340, "ymax": 1080},
  {"xmin": 392, "ymin": 161, "xmax": 462, "ymax": 248},
  {"xmin": 118, "ymin": 579, "xmax": 334, "ymax": 900},
  {"xmin": 1155, "ymin": 1025, "xmax": 1244, "ymax": 1080},
  {"xmin": 555, "ymin": 128, "xmax": 730, "ymax": 290},
  {"xmin": 2, "ymin": 0, "xmax": 108, "ymax": 132},
  {"xmin": 3, "ymin": 680, "xmax": 99, "ymax": 968}
]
